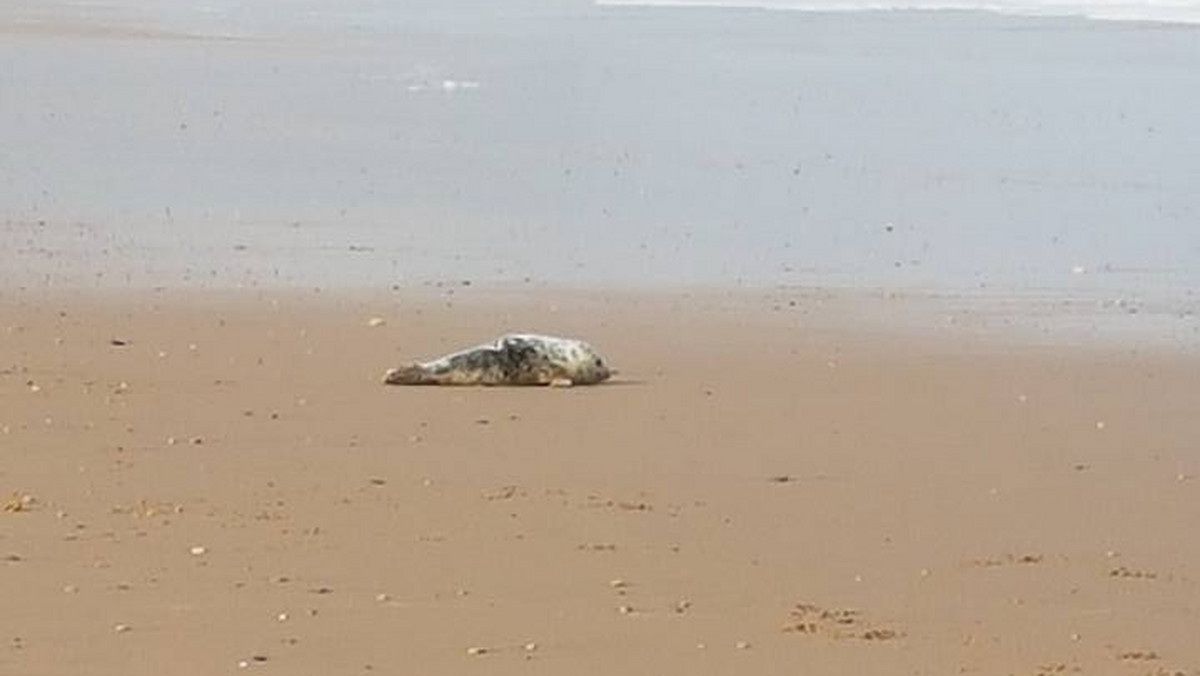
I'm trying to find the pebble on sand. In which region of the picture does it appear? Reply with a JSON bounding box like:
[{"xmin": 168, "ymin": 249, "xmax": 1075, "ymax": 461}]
[{"xmin": 367, "ymin": 317, "xmax": 386, "ymax": 328}]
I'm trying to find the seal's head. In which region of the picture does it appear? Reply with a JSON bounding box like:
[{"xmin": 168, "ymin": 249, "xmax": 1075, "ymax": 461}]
[{"xmin": 563, "ymin": 340, "xmax": 613, "ymax": 385}]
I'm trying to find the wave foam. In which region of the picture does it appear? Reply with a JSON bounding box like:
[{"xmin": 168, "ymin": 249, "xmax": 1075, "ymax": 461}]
[{"xmin": 596, "ymin": 0, "xmax": 1200, "ymax": 25}]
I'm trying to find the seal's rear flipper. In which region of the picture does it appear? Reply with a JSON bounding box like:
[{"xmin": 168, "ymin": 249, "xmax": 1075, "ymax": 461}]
[{"xmin": 383, "ymin": 364, "xmax": 434, "ymax": 385}]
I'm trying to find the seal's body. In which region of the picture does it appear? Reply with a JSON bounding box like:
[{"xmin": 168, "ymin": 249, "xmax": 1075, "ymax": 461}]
[{"xmin": 383, "ymin": 334, "xmax": 612, "ymax": 387}]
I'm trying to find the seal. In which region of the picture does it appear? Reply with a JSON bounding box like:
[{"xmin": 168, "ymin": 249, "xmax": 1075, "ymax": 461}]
[{"xmin": 383, "ymin": 334, "xmax": 613, "ymax": 387}]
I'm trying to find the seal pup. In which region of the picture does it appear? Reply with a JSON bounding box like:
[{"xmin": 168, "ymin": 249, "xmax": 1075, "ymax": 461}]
[{"xmin": 383, "ymin": 334, "xmax": 612, "ymax": 387}]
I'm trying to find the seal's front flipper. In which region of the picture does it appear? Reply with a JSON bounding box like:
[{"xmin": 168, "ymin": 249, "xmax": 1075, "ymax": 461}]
[{"xmin": 383, "ymin": 364, "xmax": 434, "ymax": 385}]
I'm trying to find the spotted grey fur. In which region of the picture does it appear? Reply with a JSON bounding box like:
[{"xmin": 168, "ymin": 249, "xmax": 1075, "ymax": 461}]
[{"xmin": 383, "ymin": 334, "xmax": 612, "ymax": 386}]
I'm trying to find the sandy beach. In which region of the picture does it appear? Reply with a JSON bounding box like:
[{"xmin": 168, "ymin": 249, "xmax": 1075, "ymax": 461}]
[{"xmin": 2, "ymin": 287, "xmax": 1199, "ymax": 675}]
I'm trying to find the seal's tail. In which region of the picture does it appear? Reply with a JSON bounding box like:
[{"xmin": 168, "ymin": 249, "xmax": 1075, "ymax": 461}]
[{"xmin": 382, "ymin": 364, "xmax": 435, "ymax": 385}]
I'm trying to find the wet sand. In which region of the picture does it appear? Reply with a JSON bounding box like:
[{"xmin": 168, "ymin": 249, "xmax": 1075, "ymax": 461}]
[{"xmin": 2, "ymin": 287, "xmax": 1199, "ymax": 675}]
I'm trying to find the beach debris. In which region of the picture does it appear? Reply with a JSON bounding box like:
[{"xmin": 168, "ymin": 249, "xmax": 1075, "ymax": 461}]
[
  {"xmin": 237, "ymin": 655, "xmax": 269, "ymax": 668},
  {"xmin": 367, "ymin": 317, "xmax": 386, "ymax": 328},
  {"xmin": 618, "ymin": 605, "xmax": 635, "ymax": 615},
  {"xmin": 113, "ymin": 624, "xmax": 132, "ymax": 634},
  {"xmin": 3, "ymin": 493, "xmax": 34, "ymax": 513},
  {"xmin": 523, "ymin": 642, "xmax": 538, "ymax": 653},
  {"xmin": 466, "ymin": 646, "xmax": 489, "ymax": 656},
  {"xmin": 483, "ymin": 486, "xmax": 519, "ymax": 501},
  {"xmin": 1118, "ymin": 650, "xmax": 1160, "ymax": 662},
  {"xmin": 189, "ymin": 546, "xmax": 207, "ymax": 556},
  {"xmin": 1109, "ymin": 565, "xmax": 1157, "ymax": 580},
  {"xmin": 970, "ymin": 553, "xmax": 1043, "ymax": 568},
  {"xmin": 618, "ymin": 501, "xmax": 652, "ymax": 512},
  {"xmin": 609, "ymin": 579, "xmax": 628, "ymax": 589},
  {"xmin": 578, "ymin": 543, "xmax": 617, "ymax": 552},
  {"xmin": 735, "ymin": 641, "xmax": 751, "ymax": 650},
  {"xmin": 784, "ymin": 603, "xmax": 902, "ymax": 641},
  {"xmin": 768, "ymin": 475, "xmax": 797, "ymax": 484},
  {"xmin": 109, "ymin": 339, "xmax": 129, "ymax": 347}
]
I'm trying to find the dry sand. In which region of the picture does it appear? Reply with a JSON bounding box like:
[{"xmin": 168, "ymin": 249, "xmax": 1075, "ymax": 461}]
[{"xmin": 2, "ymin": 286, "xmax": 1198, "ymax": 675}]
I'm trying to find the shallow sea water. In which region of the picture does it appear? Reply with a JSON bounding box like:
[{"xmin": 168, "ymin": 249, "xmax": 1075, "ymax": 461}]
[{"xmin": 1, "ymin": 0, "xmax": 1197, "ymax": 346}]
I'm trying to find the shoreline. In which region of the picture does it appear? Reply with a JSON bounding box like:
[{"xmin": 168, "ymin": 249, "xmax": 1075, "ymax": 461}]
[{"xmin": 5, "ymin": 282, "xmax": 1198, "ymax": 357}]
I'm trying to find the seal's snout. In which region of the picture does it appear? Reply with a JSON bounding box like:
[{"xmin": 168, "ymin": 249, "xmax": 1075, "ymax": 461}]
[{"xmin": 383, "ymin": 364, "xmax": 430, "ymax": 385}]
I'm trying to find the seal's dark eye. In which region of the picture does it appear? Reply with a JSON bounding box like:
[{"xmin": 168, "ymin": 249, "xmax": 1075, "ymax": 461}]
[{"xmin": 595, "ymin": 358, "xmax": 603, "ymax": 367}]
